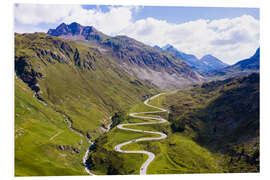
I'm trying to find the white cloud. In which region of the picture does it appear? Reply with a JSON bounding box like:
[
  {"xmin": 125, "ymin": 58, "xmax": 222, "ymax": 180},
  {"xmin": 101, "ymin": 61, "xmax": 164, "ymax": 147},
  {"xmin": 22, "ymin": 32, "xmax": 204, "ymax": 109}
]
[
  {"xmin": 62, "ymin": 6, "xmax": 134, "ymax": 36},
  {"xmin": 119, "ymin": 15, "xmax": 259, "ymax": 64},
  {"xmin": 14, "ymin": 4, "xmax": 79, "ymax": 25},
  {"xmin": 14, "ymin": 24, "xmax": 46, "ymax": 33},
  {"xmin": 14, "ymin": 4, "xmax": 259, "ymax": 64}
]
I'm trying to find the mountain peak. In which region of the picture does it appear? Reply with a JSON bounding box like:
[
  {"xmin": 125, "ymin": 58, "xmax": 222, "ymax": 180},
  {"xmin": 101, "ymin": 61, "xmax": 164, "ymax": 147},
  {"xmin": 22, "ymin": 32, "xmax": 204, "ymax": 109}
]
[
  {"xmin": 68, "ymin": 22, "xmax": 84, "ymax": 35},
  {"xmin": 202, "ymin": 54, "xmax": 215, "ymax": 59},
  {"xmin": 252, "ymin": 48, "xmax": 260, "ymax": 58},
  {"xmin": 201, "ymin": 54, "xmax": 224, "ymax": 63},
  {"xmin": 69, "ymin": 22, "xmax": 83, "ymax": 28},
  {"xmin": 204, "ymin": 47, "xmax": 260, "ymax": 78},
  {"xmin": 200, "ymin": 54, "xmax": 228, "ymax": 69},
  {"xmin": 58, "ymin": 22, "xmax": 67, "ymax": 28},
  {"xmin": 161, "ymin": 46, "xmax": 229, "ymax": 73},
  {"xmin": 162, "ymin": 44, "xmax": 175, "ymax": 50},
  {"xmin": 162, "ymin": 44, "xmax": 198, "ymax": 61},
  {"xmin": 48, "ymin": 22, "xmax": 84, "ymax": 36},
  {"xmin": 153, "ymin": 45, "xmax": 163, "ymax": 51},
  {"xmin": 47, "ymin": 22, "xmax": 105, "ymax": 41},
  {"xmin": 69, "ymin": 22, "xmax": 81, "ymax": 26}
]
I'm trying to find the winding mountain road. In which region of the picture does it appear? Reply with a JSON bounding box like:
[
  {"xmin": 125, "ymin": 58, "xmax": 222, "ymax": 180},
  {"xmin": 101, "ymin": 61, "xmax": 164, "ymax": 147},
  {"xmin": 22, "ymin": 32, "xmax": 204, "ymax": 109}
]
[{"xmin": 114, "ymin": 93, "xmax": 168, "ymax": 175}]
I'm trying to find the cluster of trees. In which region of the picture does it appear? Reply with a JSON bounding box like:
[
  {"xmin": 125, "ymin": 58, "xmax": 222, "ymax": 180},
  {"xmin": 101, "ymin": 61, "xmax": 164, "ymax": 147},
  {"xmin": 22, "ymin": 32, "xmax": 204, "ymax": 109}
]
[
  {"xmin": 111, "ymin": 111, "xmax": 127, "ymax": 128},
  {"xmin": 171, "ymin": 118, "xmax": 185, "ymax": 132}
]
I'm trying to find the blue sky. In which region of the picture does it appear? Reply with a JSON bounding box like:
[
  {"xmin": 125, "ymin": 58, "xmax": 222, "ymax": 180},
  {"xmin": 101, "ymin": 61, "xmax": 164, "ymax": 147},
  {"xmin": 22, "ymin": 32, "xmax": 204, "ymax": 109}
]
[
  {"xmin": 14, "ymin": 4, "xmax": 259, "ymax": 64},
  {"xmin": 82, "ymin": 5, "xmax": 259, "ymax": 24}
]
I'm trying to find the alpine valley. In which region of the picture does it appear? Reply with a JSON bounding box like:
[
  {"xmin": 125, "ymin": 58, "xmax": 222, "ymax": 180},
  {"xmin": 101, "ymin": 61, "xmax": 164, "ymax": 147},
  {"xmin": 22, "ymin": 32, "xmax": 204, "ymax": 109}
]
[{"xmin": 15, "ymin": 22, "xmax": 260, "ymax": 176}]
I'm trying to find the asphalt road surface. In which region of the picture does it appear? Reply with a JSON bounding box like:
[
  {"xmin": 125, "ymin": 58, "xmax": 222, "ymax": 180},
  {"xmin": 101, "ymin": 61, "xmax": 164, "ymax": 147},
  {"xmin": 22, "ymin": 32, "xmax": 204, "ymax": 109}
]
[{"xmin": 114, "ymin": 93, "xmax": 168, "ymax": 175}]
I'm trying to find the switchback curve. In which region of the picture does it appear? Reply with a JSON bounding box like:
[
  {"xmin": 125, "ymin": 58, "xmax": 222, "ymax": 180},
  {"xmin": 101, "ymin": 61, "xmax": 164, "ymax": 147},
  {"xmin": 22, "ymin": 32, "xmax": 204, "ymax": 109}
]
[{"xmin": 114, "ymin": 93, "xmax": 168, "ymax": 175}]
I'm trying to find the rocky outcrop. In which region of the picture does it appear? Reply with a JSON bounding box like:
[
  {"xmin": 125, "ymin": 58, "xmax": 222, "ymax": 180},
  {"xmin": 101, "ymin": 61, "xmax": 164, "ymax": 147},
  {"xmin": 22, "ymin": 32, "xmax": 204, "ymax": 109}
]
[
  {"xmin": 73, "ymin": 48, "xmax": 96, "ymax": 70},
  {"xmin": 47, "ymin": 22, "xmax": 203, "ymax": 89},
  {"xmin": 15, "ymin": 56, "xmax": 43, "ymax": 94},
  {"xmin": 48, "ymin": 22, "xmax": 108, "ymax": 42},
  {"xmin": 58, "ymin": 145, "xmax": 81, "ymax": 154}
]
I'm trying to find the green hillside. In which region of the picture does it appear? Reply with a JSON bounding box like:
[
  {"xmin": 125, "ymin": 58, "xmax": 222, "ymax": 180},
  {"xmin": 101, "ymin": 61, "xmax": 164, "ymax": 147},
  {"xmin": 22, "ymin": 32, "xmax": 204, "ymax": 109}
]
[
  {"xmin": 14, "ymin": 33, "xmax": 158, "ymax": 176},
  {"xmin": 86, "ymin": 94, "xmax": 223, "ymax": 175},
  {"xmin": 15, "ymin": 78, "xmax": 90, "ymax": 176},
  {"xmin": 15, "ymin": 32, "xmax": 158, "ymax": 137},
  {"xmin": 87, "ymin": 73, "xmax": 259, "ymax": 174},
  {"xmin": 163, "ymin": 73, "xmax": 259, "ymax": 172},
  {"xmin": 14, "ymin": 32, "xmax": 259, "ymax": 176},
  {"xmin": 48, "ymin": 22, "xmax": 203, "ymax": 89}
]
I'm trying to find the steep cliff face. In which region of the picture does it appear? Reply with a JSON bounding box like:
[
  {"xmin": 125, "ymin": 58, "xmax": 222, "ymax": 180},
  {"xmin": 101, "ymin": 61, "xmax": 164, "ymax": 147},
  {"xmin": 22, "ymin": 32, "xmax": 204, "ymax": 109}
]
[
  {"xmin": 15, "ymin": 55, "xmax": 43, "ymax": 93},
  {"xmin": 48, "ymin": 22, "xmax": 203, "ymax": 89}
]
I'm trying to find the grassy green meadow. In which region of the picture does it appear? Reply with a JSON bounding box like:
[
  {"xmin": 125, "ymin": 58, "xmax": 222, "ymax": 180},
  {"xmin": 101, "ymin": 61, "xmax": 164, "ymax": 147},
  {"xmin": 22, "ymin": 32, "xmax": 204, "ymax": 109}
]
[
  {"xmin": 15, "ymin": 78, "xmax": 89, "ymax": 176},
  {"xmin": 14, "ymin": 31, "xmax": 259, "ymax": 176},
  {"xmin": 14, "ymin": 33, "xmax": 158, "ymax": 176},
  {"xmin": 87, "ymin": 93, "xmax": 224, "ymax": 174}
]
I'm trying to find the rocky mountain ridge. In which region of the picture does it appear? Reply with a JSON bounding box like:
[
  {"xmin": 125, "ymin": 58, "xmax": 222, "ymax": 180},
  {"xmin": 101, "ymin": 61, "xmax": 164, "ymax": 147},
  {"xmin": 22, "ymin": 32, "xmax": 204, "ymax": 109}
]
[
  {"xmin": 48, "ymin": 22, "xmax": 203, "ymax": 89},
  {"xmin": 204, "ymin": 48, "xmax": 260, "ymax": 79},
  {"xmin": 157, "ymin": 44, "xmax": 229, "ymax": 74}
]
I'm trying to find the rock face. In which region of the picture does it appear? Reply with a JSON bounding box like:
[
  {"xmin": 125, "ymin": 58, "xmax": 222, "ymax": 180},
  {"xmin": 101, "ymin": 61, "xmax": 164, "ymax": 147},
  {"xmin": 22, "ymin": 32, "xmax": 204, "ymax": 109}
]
[
  {"xmin": 48, "ymin": 22, "xmax": 203, "ymax": 89},
  {"xmin": 48, "ymin": 22, "xmax": 107, "ymax": 41},
  {"xmin": 161, "ymin": 44, "xmax": 228, "ymax": 74},
  {"xmin": 58, "ymin": 145, "xmax": 81, "ymax": 154},
  {"xmin": 15, "ymin": 32, "xmax": 163, "ymax": 141},
  {"xmin": 15, "ymin": 56, "xmax": 43, "ymax": 93},
  {"xmin": 14, "ymin": 33, "xmax": 99, "ymax": 98}
]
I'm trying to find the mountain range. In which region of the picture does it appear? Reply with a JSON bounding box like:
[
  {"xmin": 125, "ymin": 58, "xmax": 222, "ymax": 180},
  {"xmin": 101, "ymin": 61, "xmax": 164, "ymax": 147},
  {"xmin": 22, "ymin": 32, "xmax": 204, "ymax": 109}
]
[
  {"xmin": 154, "ymin": 44, "xmax": 229, "ymax": 74},
  {"xmin": 48, "ymin": 22, "xmax": 203, "ymax": 89},
  {"xmin": 15, "ymin": 23, "xmax": 204, "ymax": 175},
  {"xmin": 14, "ymin": 31, "xmax": 160, "ymax": 175},
  {"xmin": 15, "ymin": 22, "xmax": 260, "ymax": 176},
  {"xmin": 204, "ymin": 48, "xmax": 260, "ymax": 79}
]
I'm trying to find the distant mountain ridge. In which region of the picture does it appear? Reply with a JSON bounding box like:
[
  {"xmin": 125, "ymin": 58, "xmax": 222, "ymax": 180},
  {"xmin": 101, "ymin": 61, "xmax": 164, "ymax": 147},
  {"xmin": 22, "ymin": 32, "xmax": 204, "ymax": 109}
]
[
  {"xmin": 232, "ymin": 48, "xmax": 260, "ymax": 71},
  {"xmin": 48, "ymin": 22, "xmax": 203, "ymax": 89},
  {"xmin": 155, "ymin": 44, "xmax": 229, "ymax": 74},
  {"xmin": 200, "ymin": 54, "xmax": 228, "ymax": 70},
  {"xmin": 161, "ymin": 44, "xmax": 198, "ymax": 61},
  {"xmin": 204, "ymin": 48, "xmax": 260, "ymax": 79},
  {"xmin": 15, "ymin": 22, "xmax": 260, "ymax": 176}
]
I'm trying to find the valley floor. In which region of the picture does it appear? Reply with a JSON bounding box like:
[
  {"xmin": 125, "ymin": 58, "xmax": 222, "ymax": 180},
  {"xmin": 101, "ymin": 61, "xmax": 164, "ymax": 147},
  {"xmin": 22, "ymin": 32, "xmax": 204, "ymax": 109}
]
[
  {"xmin": 15, "ymin": 74, "xmax": 259, "ymax": 175},
  {"xmin": 87, "ymin": 93, "xmax": 225, "ymax": 175}
]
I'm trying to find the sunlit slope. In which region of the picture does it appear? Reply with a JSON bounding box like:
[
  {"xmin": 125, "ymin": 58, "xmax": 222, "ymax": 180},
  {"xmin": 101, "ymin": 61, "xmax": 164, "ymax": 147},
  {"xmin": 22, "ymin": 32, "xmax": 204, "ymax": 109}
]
[
  {"xmin": 15, "ymin": 33, "xmax": 158, "ymax": 138},
  {"xmin": 87, "ymin": 74, "xmax": 259, "ymax": 174},
  {"xmin": 15, "ymin": 78, "xmax": 89, "ymax": 176},
  {"xmin": 48, "ymin": 22, "xmax": 203, "ymax": 90},
  {"xmin": 87, "ymin": 94, "xmax": 222, "ymax": 175}
]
